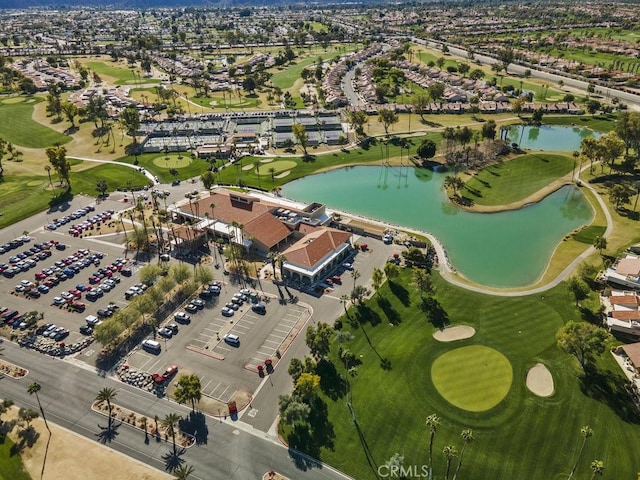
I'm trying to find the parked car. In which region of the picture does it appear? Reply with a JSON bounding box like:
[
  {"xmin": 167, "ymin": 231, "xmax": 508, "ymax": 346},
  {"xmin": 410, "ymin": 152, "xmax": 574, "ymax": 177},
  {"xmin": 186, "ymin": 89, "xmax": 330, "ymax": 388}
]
[
  {"xmin": 166, "ymin": 323, "xmax": 179, "ymax": 335},
  {"xmin": 157, "ymin": 327, "xmax": 173, "ymax": 338},
  {"xmin": 174, "ymin": 312, "xmax": 191, "ymax": 323},
  {"xmin": 163, "ymin": 365, "xmax": 178, "ymax": 379},
  {"xmin": 251, "ymin": 303, "xmax": 267, "ymax": 314},
  {"xmin": 221, "ymin": 307, "xmax": 235, "ymax": 317},
  {"xmin": 223, "ymin": 334, "xmax": 240, "ymax": 347},
  {"xmin": 185, "ymin": 303, "xmax": 199, "ymax": 313},
  {"xmin": 342, "ymin": 262, "xmax": 354, "ymax": 270},
  {"xmin": 79, "ymin": 325, "xmax": 94, "ymax": 335}
]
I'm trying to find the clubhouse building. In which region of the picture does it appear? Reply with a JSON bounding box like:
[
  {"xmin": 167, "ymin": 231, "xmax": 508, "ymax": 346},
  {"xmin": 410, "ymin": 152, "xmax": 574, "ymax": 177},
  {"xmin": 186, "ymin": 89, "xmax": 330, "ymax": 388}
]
[{"xmin": 168, "ymin": 188, "xmax": 354, "ymax": 285}]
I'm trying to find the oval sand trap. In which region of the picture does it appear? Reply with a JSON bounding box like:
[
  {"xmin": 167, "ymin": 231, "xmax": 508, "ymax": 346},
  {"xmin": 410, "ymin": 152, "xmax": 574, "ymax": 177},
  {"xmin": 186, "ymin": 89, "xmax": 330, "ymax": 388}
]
[
  {"xmin": 433, "ymin": 325, "xmax": 476, "ymax": 342},
  {"xmin": 526, "ymin": 363, "xmax": 554, "ymax": 397}
]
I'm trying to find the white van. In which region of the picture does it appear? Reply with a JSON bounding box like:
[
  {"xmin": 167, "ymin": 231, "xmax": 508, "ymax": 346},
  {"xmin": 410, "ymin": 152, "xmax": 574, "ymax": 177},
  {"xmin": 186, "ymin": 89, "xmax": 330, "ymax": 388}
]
[
  {"xmin": 223, "ymin": 334, "xmax": 240, "ymax": 347},
  {"xmin": 141, "ymin": 339, "xmax": 161, "ymax": 354}
]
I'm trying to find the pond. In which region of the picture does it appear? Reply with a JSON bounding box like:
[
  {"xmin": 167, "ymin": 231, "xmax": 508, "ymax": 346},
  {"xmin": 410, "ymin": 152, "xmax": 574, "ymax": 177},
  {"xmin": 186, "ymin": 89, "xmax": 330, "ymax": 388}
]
[
  {"xmin": 281, "ymin": 166, "xmax": 593, "ymax": 287},
  {"xmin": 505, "ymin": 124, "xmax": 599, "ymax": 151}
]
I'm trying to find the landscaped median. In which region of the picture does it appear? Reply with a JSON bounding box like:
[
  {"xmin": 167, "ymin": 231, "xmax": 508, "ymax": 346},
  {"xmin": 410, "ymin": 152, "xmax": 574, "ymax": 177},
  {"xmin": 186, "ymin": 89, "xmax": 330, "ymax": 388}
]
[
  {"xmin": 0, "ymin": 358, "xmax": 28, "ymax": 379},
  {"xmin": 91, "ymin": 400, "xmax": 195, "ymax": 448}
]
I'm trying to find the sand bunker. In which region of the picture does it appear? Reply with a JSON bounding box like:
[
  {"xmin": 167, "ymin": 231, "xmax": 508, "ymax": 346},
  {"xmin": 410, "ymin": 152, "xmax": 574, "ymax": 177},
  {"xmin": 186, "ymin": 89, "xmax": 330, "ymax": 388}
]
[
  {"xmin": 242, "ymin": 164, "xmax": 254, "ymax": 170},
  {"xmin": 526, "ymin": 363, "xmax": 554, "ymax": 397},
  {"xmin": 433, "ymin": 325, "xmax": 476, "ymax": 342},
  {"xmin": 275, "ymin": 170, "xmax": 291, "ymax": 178}
]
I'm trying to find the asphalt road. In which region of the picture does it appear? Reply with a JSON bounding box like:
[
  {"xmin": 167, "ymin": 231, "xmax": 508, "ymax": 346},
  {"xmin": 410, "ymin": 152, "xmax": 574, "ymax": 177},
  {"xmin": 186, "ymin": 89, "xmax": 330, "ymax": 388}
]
[{"xmin": 413, "ymin": 38, "xmax": 640, "ymax": 111}]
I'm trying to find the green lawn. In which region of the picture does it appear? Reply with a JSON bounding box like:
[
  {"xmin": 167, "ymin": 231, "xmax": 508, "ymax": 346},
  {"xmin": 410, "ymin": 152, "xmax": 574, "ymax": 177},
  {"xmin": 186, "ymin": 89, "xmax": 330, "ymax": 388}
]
[
  {"xmin": 85, "ymin": 61, "xmax": 160, "ymax": 86},
  {"xmin": 462, "ymin": 153, "xmax": 574, "ymax": 205},
  {"xmin": 431, "ymin": 345, "xmax": 513, "ymax": 412},
  {"xmin": 69, "ymin": 162, "xmax": 151, "ymax": 196},
  {"xmin": 0, "ymin": 163, "xmax": 149, "ymax": 229},
  {"xmin": 0, "ymin": 97, "xmax": 70, "ymax": 148},
  {"xmin": 115, "ymin": 153, "xmax": 211, "ymax": 183},
  {"xmin": 286, "ymin": 270, "xmax": 640, "ymax": 480},
  {"xmin": 217, "ymin": 133, "xmax": 442, "ymax": 189},
  {"xmin": 0, "ymin": 435, "xmax": 31, "ymax": 480},
  {"xmin": 270, "ymin": 57, "xmax": 322, "ymax": 90},
  {"xmin": 544, "ymin": 115, "xmax": 617, "ymax": 133},
  {"xmin": 572, "ymin": 225, "xmax": 607, "ymax": 244}
]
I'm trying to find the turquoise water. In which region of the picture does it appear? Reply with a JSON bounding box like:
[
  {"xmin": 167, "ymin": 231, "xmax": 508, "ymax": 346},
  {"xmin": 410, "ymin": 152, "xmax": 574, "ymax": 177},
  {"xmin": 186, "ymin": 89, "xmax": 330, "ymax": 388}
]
[
  {"xmin": 281, "ymin": 166, "xmax": 593, "ymax": 287},
  {"xmin": 506, "ymin": 125, "xmax": 598, "ymax": 151}
]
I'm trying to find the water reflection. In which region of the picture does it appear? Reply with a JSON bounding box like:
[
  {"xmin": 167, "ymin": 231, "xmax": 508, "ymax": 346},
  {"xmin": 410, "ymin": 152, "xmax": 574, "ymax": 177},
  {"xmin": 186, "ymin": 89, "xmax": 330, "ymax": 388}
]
[{"xmin": 282, "ymin": 166, "xmax": 592, "ymax": 287}]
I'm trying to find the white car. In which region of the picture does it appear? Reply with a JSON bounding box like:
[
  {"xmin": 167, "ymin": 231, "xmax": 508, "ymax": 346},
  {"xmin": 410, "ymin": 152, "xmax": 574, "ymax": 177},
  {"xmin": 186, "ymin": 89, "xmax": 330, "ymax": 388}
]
[
  {"xmin": 61, "ymin": 291, "xmax": 73, "ymax": 300},
  {"xmin": 342, "ymin": 262, "xmax": 353, "ymax": 270},
  {"xmin": 174, "ymin": 312, "xmax": 191, "ymax": 323},
  {"xmin": 221, "ymin": 307, "xmax": 235, "ymax": 317},
  {"xmin": 52, "ymin": 296, "xmax": 65, "ymax": 306}
]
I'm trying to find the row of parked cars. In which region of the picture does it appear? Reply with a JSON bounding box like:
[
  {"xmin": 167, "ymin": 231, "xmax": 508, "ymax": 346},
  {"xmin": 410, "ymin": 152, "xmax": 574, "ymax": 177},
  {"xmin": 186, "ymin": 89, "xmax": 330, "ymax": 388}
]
[
  {"xmin": 45, "ymin": 205, "xmax": 95, "ymax": 230},
  {"xmin": 67, "ymin": 209, "xmax": 115, "ymax": 237},
  {"xmin": 1, "ymin": 239, "xmax": 62, "ymax": 278},
  {"xmin": 44, "ymin": 205, "xmax": 100, "ymax": 231}
]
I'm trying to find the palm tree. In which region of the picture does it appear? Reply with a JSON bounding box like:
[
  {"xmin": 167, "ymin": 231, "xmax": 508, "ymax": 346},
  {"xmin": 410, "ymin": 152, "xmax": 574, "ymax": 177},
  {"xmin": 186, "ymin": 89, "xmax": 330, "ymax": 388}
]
[
  {"xmin": 426, "ymin": 414, "xmax": 440, "ymax": 480},
  {"xmin": 340, "ymin": 294, "xmax": 351, "ymax": 317},
  {"xmin": 173, "ymin": 464, "xmax": 195, "ymax": 480},
  {"xmin": 568, "ymin": 426, "xmax": 593, "ymax": 480},
  {"xmin": 162, "ymin": 413, "xmax": 182, "ymax": 455},
  {"xmin": 350, "ymin": 269, "xmax": 361, "ymax": 290},
  {"xmin": 593, "ymin": 236, "xmax": 607, "ymax": 256},
  {"xmin": 28, "ymin": 382, "xmax": 51, "ymax": 434},
  {"xmin": 268, "ymin": 167, "xmax": 276, "ymax": 190},
  {"xmin": 452, "ymin": 429, "xmax": 474, "ymax": 480},
  {"xmin": 590, "ymin": 460, "xmax": 604, "ymax": 480},
  {"xmin": 371, "ymin": 267, "xmax": 384, "ymax": 296},
  {"xmin": 141, "ymin": 416, "xmax": 148, "ymax": 439},
  {"xmin": 254, "ymin": 160, "xmax": 261, "ymax": 189},
  {"xmin": 443, "ymin": 445, "xmax": 458, "ymax": 480},
  {"xmin": 96, "ymin": 387, "xmax": 117, "ymax": 430}
]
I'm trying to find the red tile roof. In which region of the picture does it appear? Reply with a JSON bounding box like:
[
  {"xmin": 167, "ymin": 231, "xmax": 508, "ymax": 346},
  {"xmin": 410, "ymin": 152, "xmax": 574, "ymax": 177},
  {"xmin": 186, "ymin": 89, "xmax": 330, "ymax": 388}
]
[
  {"xmin": 283, "ymin": 227, "xmax": 351, "ymax": 268},
  {"xmin": 610, "ymin": 295, "xmax": 640, "ymax": 306},
  {"xmin": 243, "ymin": 213, "xmax": 292, "ymax": 249}
]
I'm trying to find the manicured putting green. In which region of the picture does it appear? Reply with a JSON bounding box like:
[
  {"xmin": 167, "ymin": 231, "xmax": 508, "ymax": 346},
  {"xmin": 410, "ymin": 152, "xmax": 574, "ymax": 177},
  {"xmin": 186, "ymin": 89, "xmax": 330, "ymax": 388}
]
[
  {"xmin": 152, "ymin": 155, "xmax": 193, "ymax": 169},
  {"xmin": 256, "ymin": 160, "xmax": 297, "ymax": 174},
  {"xmin": 431, "ymin": 345, "xmax": 512, "ymax": 412}
]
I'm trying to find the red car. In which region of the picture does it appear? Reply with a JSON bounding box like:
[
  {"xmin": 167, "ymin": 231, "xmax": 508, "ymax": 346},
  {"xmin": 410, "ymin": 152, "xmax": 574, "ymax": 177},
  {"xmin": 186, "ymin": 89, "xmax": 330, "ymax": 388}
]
[
  {"xmin": 163, "ymin": 365, "xmax": 178, "ymax": 379},
  {"xmin": 69, "ymin": 301, "xmax": 85, "ymax": 312},
  {"xmin": 35, "ymin": 272, "xmax": 47, "ymax": 280},
  {"xmin": 69, "ymin": 289, "xmax": 82, "ymax": 298}
]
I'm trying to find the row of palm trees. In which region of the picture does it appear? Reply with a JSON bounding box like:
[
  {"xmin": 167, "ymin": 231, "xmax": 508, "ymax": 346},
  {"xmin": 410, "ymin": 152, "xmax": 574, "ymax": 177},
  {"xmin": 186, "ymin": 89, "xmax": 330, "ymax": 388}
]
[{"xmin": 95, "ymin": 387, "xmax": 195, "ymax": 479}]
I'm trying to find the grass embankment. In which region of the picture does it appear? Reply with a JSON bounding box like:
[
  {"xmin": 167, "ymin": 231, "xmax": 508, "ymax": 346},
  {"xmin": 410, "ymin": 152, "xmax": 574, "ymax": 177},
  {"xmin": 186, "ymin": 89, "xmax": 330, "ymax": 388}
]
[
  {"xmin": 0, "ymin": 97, "xmax": 70, "ymax": 148},
  {"xmin": 284, "ymin": 270, "xmax": 640, "ymax": 479},
  {"xmin": 462, "ymin": 153, "xmax": 574, "ymax": 206},
  {"xmin": 217, "ymin": 133, "xmax": 442, "ymax": 189},
  {"xmin": 544, "ymin": 115, "xmax": 617, "ymax": 132}
]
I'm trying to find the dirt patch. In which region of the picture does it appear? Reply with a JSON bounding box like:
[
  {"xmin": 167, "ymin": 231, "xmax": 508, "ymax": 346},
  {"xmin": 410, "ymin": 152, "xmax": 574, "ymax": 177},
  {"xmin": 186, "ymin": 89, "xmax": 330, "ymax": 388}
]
[
  {"xmin": 2, "ymin": 406, "xmax": 172, "ymax": 480},
  {"xmin": 526, "ymin": 363, "xmax": 554, "ymax": 397},
  {"xmin": 433, "ymin": 325, "xmax": 476, "ymax": 342}
]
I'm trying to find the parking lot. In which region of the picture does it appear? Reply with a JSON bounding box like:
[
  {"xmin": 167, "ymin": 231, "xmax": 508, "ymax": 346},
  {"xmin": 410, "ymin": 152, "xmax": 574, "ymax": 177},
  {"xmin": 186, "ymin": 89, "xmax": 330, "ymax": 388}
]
[
  {"xmin": 0, "ymin": 200, "xmax": 145, "ymax": 359},
  {"xmin": 0, "ymin": 192, "xmax": 405, "ymax": 412}
]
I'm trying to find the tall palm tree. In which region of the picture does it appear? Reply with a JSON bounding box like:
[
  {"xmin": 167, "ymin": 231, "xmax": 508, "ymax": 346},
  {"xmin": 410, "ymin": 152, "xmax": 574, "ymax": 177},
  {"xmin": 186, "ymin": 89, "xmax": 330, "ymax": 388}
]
[
  {"xmin": 443, "ymin": 445, "xmax": 458, "ymax": 480},
  {"xmin": 568, "ymin": 425, "xmax": 593, "ymax": 479},
  {"xmin": 173, "ymin": 464, "xmax": 195, "ymax": 480},
  {"xmin": 426, "ymin": 414, "xmax": 440, "ymax": 480},
  {"xmin": 268, "ymin": 167, "xmax": 276, "ymax": 191},
  {"xmin": 28, "ymin": 382, "xmax": 51, "ymax": 434},
  {"xmin": 371, "ymin": 267, "xmax": 384, "ymax": 296},
  {"xmin": 340, "ymin": 294, "xmax": 351, "ymax": 317},
  {"xmin": 452, "ymin": 428, "xmax": 474, "ymax": 480},
  {"xmin": 350, "ymin": 269, "xmax": 361, "ymax": 291},
  {"xmin": 589, "ymin": 460, "xmax": 604, "ymax": 480},
  {"xmin": 162, "ymin": 413, "xmax": 182, "ymax": 455},
  {"xmin": 96, "ymin": 387, "xmax": 117, "ymax": 430},
  {"xmin": 44, "ymin": 165, "xmax": 53, "ymax": 188}
]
